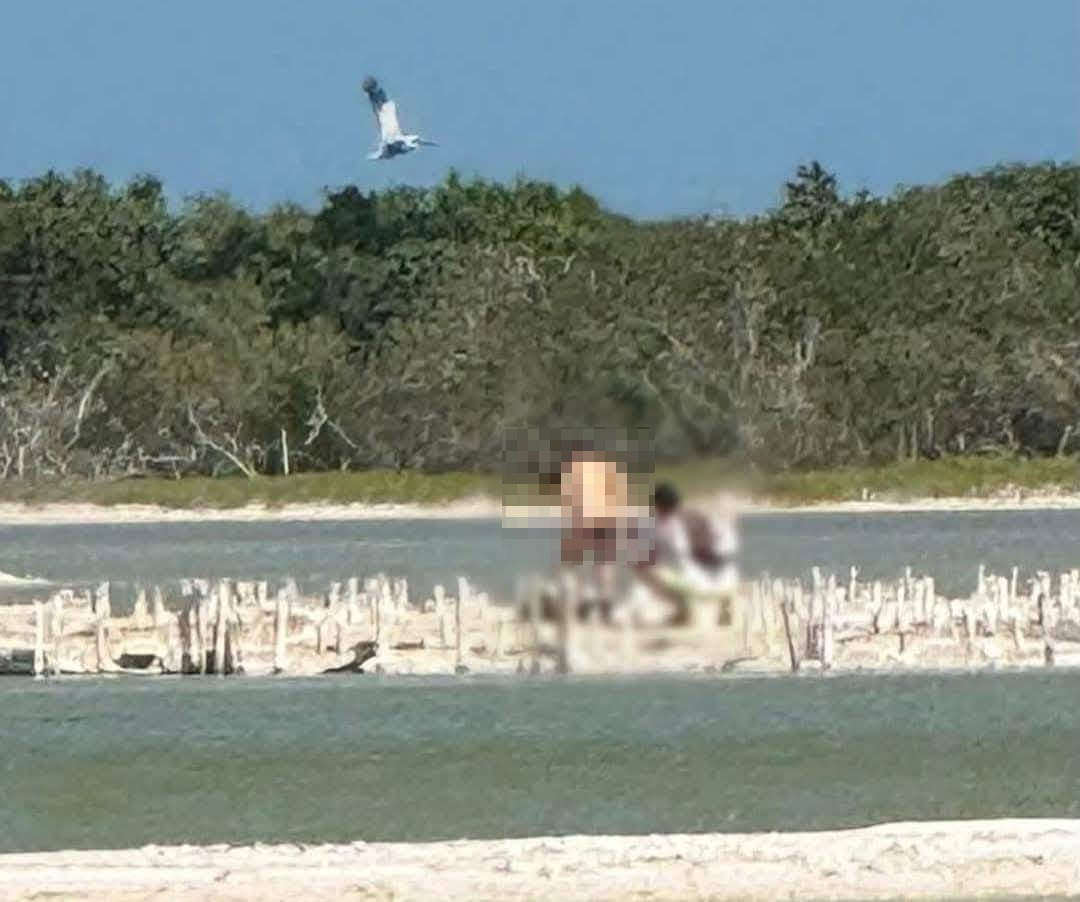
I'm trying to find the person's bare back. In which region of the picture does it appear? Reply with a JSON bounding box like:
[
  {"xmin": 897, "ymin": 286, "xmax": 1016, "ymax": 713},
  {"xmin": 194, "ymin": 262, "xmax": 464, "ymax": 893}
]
[{"xmin": 557, "ymin": 445, "xmax": 629, "ymax": 617}]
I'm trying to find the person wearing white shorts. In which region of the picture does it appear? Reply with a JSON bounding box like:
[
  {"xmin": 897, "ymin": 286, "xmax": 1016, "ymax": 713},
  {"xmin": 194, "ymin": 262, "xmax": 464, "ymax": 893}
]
[{"xmin": 631, "ymin": 482, "xmax": 739, "ymax": 626}]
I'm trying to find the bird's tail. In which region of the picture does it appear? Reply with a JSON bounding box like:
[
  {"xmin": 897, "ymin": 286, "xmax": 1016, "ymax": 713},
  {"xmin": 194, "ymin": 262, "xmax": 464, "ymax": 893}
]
[{"xmin": 418, "ymin": 138, "xmax": 439, "ymax": 147}]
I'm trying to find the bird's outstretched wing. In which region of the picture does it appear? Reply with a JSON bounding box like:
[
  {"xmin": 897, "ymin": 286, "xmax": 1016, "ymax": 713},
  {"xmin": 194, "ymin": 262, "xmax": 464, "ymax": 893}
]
[{"xmin": 362, "ymin": 76, "xmax": 403, "ymax": 141}]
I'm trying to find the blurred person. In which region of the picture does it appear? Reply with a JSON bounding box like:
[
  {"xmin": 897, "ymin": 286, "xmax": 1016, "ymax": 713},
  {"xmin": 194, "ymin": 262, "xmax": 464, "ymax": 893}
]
[
  {"xmin": 557, "ymin": 441, "xmax": 631, "ymax": 621},
  {"xmin": 632, "ymin": 482, "xmax": 739, "ymax": 625}
]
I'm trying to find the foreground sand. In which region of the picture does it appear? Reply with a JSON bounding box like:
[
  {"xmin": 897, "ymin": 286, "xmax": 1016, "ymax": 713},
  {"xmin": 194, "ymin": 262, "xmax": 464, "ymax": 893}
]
[
  {"xmin": 2, "ymin": 819, "xmax": 1078, "ymax": 901},
  {"xmin": 3, "ymin": 488, "xmax": 1080, "ymax": 525}
]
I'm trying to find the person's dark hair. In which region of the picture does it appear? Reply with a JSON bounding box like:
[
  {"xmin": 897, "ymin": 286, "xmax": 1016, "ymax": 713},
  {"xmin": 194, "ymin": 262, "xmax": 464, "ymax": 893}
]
[
  {"xmin": 561, "ymin": 437, "xmax": 597, "ymax": 468},
  {"xmin": 652, "ymin": 482, "xmax": 680, "ymax": 513}
]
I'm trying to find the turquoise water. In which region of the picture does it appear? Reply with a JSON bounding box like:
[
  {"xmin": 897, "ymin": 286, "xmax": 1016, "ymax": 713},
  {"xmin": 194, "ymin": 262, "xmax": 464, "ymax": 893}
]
[
  {"xmin": 4, "ymin": 509, "xmax": 1080, "ymax": 605},
  {"xmin": 1, "ymin": 671, "xmax": 1079, "ymax": 853}
]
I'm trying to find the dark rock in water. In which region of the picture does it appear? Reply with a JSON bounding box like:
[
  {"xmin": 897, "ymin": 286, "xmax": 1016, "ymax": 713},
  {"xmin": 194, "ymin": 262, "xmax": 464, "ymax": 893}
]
[
  {"xmin": 116, "ymin": 653, "xmax": 160, "ymax": 671},
  {"xmin": 0, "ymin": 647, "xmax": 34, "ymax": 676},
  {"xmin": 354, "ymin": 640, "xmax": 378, "ymax": 664},
  {"xmin": 454, "ymin": 664, "xmax": 470, "ymax": 675},
  {"xmin": 324, "ymin": 640, "xmax": 378, "ymax": 675}
]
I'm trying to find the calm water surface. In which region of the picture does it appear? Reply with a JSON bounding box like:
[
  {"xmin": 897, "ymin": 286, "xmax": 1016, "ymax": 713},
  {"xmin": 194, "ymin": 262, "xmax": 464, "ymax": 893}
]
[
  {"xmin": 2, "ymin": 514, "xmax": 1079, "ymax": 859},
  {"xmin": 4, "ymin": 509, "xmax": 1080, "ymax": 604},
  {"xmin": 1, "ymin": 671, "xmax": 1078, "ymax": 853}
]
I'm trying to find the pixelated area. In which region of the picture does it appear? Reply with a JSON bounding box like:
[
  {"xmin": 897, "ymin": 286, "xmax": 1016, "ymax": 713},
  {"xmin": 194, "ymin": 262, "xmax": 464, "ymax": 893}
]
[{"xmin": 500, "ymin": 426, "xmax": 654, "ymax": 519}]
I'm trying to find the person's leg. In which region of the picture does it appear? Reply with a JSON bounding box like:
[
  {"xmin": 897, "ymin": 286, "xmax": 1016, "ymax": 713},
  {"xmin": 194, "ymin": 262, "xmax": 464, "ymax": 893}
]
[
  {"xmin": 574, "ymin": 522, "xmax": 619, "ymax": 623},
  {"xmin": 558, "ymin": 524, "xmax": 587, "ymax": 621},
  {"xmin": 560, "ymin": 525, "xmax": 586, "ymax": 568},
  {"xmin": 595, "ymin": 561, "xmax": 618, "ymax": 623},
  {"xmin": 680, "ymin": 562, "xmax": 740, "ymax": 628},
  {"xmin": 634, "ymin": 563, "xmax": 692, "ymax": 625}
]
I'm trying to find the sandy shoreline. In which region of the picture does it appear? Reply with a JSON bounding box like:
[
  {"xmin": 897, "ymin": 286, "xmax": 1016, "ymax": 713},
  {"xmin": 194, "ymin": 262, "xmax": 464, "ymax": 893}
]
[
  {"xmin": 2, "ymin": 490, "xmax": 1080, "ymax": 525},
  {"xmin": 3, "ymin": 819, "xmax": 1078, "ymax": 901}
]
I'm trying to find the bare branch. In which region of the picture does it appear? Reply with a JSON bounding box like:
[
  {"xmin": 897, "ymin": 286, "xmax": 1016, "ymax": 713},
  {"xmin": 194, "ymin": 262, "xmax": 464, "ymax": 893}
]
[
  {"xmin": 64, "ymin": 362, "xmax": 113, "ymax": 452},
  {"xmin": 186, "ymin": 404, "xmax": 257, "ymax": 478}
]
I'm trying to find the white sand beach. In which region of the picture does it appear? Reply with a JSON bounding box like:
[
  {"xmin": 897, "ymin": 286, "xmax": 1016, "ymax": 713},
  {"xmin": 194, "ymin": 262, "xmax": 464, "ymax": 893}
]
[
  {"xmin": 2, "ymin": 488, "xmax": 1080, "ymax": 526},
  {"xmin": 0, "ymin": 496, "xmax": 503, "ymax": 526},
  {"xmin": 2, "ymin": 819, "xmax": 1078, "ymax": 901}
]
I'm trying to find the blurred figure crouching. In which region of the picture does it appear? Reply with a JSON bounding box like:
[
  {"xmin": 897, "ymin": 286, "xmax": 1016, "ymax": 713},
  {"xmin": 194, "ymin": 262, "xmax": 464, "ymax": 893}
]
[{"xmin": 630, "ymin": 482, "xmax": 740, "ymax": 627}]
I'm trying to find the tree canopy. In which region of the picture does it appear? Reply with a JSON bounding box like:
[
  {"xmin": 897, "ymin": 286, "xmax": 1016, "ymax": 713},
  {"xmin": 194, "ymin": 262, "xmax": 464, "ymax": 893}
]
[{"xmin": 0, "ymin": 161, "xmax": 1077, "ymax": 479}]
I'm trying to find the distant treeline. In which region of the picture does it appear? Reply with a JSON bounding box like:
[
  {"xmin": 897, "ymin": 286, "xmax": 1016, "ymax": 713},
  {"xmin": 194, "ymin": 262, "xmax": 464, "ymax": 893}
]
[{"xmin": 0, "ymin": 160, "xmax": 1077, "ymax": 480}]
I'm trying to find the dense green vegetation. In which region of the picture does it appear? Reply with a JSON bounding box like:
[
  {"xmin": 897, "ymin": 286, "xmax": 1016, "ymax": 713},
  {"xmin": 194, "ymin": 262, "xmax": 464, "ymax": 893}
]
[{"xmin": 0, "ymin": 161, "xmax": 1077, "ymax": 490}]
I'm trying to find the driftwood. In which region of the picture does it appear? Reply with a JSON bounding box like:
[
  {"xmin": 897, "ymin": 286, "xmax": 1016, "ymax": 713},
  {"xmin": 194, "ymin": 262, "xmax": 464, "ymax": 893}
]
[{"xmin": 3, "ymin": 564, "xmax": 1080, "ymax": 679}]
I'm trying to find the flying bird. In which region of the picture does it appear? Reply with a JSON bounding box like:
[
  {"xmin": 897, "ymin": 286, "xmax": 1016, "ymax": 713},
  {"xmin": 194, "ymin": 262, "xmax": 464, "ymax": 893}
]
[{"xmin": 362, "ymin": 76, "xmax": 436, "ymax": 160}]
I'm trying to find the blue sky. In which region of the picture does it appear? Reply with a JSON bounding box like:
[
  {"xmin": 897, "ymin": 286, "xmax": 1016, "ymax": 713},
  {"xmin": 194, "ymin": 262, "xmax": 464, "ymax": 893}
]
[{"xmin": 2, "ymin": 0, "xmax": 1076, "ymax": 219}]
